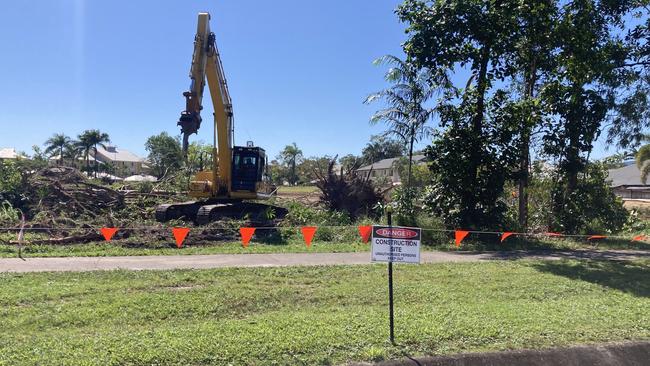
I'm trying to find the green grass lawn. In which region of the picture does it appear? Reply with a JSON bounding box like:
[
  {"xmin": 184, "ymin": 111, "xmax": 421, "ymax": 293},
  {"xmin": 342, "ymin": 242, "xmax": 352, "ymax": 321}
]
[
  {"xmin": 276, "ymin": 185, "xmax": 319, "ymax": 194},
  {"xmin": 0, "ymin": 260, "xmax": 648, "ymax": 365},
  {"xmin": 0, "ymin": 240, "xmax": 368, "ymax": 258}
]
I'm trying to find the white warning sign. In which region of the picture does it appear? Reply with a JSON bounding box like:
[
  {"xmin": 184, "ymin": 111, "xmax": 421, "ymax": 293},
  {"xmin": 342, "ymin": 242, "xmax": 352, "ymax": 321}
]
[{"xmin": 371, "ymin": 225, "xmax": 421, "ymax": 264}]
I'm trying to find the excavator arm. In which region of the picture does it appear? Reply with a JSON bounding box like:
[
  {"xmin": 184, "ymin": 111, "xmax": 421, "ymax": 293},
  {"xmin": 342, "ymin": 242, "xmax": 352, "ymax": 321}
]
[{"xmin": 177, "ymin": 12, "xmax": 233, "ymax": 194}]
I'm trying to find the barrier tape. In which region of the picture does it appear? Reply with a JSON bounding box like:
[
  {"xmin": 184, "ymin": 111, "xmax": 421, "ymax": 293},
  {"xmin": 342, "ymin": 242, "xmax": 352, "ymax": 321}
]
[{"xmin": 1, "ymin": 224, "xmax": 648, "ymax": 249}]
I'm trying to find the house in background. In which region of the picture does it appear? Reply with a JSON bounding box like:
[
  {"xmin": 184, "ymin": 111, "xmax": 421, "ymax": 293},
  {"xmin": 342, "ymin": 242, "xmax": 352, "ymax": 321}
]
[
  {"xmin": 607, "ymin": 163, "xmax": 650, "ymax": 199},
  {"xmin": 48, "ymin": 145, "xmax": 147, "ymax": 178},
  {"xmin": 0, "ymin": 148, "xmax": 19, "ymax": 160},
  {"xmin": 95, "ymin": 146, "xmax": 147, "ymax": 177},
  {"xmin": 356, "ymin": 154, "xmax": 426, "ymax": 184}
]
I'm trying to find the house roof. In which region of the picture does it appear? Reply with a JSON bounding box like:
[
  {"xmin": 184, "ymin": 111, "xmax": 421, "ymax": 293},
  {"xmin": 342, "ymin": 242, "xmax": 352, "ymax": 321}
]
[
  {"xmin": 0, "ymin": 148, "xmax": 18, "ymax": 159},
  {"xmin": 96, "ymin": 146, "xmax": 144, "ymax": 163},
  {"xmin": 607, "ymin": 164, "xmax": 647, "ymax": 187},
  {"xmin": 357, "ymin": 155, "xmax": 426, "ymax": 171}
]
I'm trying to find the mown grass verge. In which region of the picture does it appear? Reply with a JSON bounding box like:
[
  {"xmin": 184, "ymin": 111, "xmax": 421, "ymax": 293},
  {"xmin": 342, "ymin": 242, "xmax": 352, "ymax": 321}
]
[
  {"xmin": 1, "ymin": 232, "xmax": 649, "ymax": 258},
  {"xmin": 0, "ymin": 260, "xmax": 648, "ymax": 365},
  {"xmin": 0, "ymin": 239, "xmax": 367, "ymax": 258}
]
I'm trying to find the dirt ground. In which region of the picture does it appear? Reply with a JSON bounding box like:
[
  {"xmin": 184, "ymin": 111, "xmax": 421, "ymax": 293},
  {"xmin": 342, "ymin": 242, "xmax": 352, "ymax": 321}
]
[
  {"xmin": 623, "ymin": 200, "xmax": 650, "ymax": 220},
  {"xmin": 275, "ymin": 188, "xmax": 320, "ymax": 205}
]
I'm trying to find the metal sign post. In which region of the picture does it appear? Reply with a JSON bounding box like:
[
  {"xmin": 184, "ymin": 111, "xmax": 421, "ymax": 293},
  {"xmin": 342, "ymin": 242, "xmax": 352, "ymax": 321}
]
[
  {"xmin": 371, "ymin": 207, "xmax": 421, "ymax": 345},
  {"xmin": 387, "ymin": 207, "xmax": 395, "ymax": 345}
]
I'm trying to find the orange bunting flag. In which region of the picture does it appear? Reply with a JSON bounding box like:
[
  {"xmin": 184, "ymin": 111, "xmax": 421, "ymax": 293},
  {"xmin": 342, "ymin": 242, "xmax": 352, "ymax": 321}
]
[
  {"xmin": 100, "ymin": 227, "xmax": 118, "ymax": 242},
  {"xmin": 455, "ymin": 230, "xmax": 469, "ymax": 247},
  {"xmin": 546, "ymin": 232, "xmax": 562, "ymax": 237},
  {"xmin": 358, "ymin": 225, "xmax": 372, "ymax": 243},
  {"xmin": 301, "ymin": 226, "xmax": 317, "ymax": 247},
  {"xmin": 172, "ymin": 227, "xmax": 190, "ymax": 248},
  {"xmin": 239, "ymin": 227, "xmax": 256, "ymax": 248},
  {"xmin": 588, "ymin": 235, "xmax": 607, "ymax": 240},
  {"xmin": 501, "ymin": 232, "xmax": 514, "ymax": 243},
  {"xmin": 632, "ymin": 234, "xmax": 647, "ymax": 242}
]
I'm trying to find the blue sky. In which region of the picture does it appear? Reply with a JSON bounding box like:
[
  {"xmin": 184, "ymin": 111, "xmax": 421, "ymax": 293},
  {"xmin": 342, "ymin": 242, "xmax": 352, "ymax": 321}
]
[
  {"xmin": 0, "ymin": 0, "xmax": 411, "ymax": 160},
  {"xmin": 0, "ymin": 0, "xmax": 621, "ymax": 161}
]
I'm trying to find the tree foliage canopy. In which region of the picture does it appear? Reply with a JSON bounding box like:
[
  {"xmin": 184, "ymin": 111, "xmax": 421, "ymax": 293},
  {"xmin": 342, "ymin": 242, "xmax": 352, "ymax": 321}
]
[
  {"xmin": 145, "ymin": 132, "xmax": 183, "ymax": 179},
  {"xmin": 395, "ymin": 0, "xmax": 648, "ymax": 233}
]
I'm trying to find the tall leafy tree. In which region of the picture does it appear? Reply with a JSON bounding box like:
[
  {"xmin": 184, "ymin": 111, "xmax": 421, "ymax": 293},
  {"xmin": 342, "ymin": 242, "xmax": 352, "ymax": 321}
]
[
  {"xmin": 365, "ymin": 55, "xmax": 435, "ymax": 189},
  {"xmin": 145, "ymin": 132, "xmax": 183, "ymax": 179},
  {"xmin": 277, "ymin": 143, "xmax": 303, "ymax": 185},
  {"xmin": 397, "ymin": 0, "xmax": 520, "ymax": 229},
  {"xmin": 635, "ymin": 135, "xmax": 650, "ymax": 183},
  {"xmin": 605, "ymin": 1, "xmax": 650, "ymax": 148},
  {"xmin": 509, "ymin": 0, "xmax": 558, "ymax": 230},
  {"xmin": 297, "ymin": 156, "xmax": 333, "ymax": 184},
  {"xmin": 62, "ymin": 143, "xmax": 82, "ymax": 166},
  {"xmin": 360, "ymin": 135, "xmax": 405, "ymax": 165},
  {"xmin": 186, "ymin": 141, "xmax": 213, "ymax": 174},
  {"xmin": 77, "ymin": 129, "xmax": 110, "ymax": 177},
  {"xmin": 339, "ymin": 154, "xmax": 363, "ymax": 174},
  {"xmin": 539, "ymin": 0, "xmax": 643, "ymax": 232},
  {"xmin": 44, "ymin": 133, "xmax": 72, "ymax": 165}
]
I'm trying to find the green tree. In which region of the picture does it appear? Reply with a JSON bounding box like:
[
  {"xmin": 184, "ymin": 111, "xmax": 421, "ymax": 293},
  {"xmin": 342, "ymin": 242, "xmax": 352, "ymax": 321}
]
[
  {"xmin": 62, "ymin": 143, "xmax": 82, "ymax": 167},
  {"xmin": 186, "ymin": 141, "xmax": 213, "ymax": 174},
  {"xmin": 360, "ymin": 135, "xmax": 405, "ymax": 165},
  {"xmin": 365, "ymin": 55, "xmax": 435, "ymax": 190},
  {"xmin": 268, "ymin": 160, "xmax": 288, "ymax": 186},
  {"xmin": 539, "ymin": 0, "xmax": 643, "ymax": 232},
  {"xmin": 277, "ymin": 143, "xmax": 303, "ymax": 185},
  {"xmin": 0, "ymin": 160, "xmax": 23, "ymax": 207},
  {"xmin": 145, "ymin": 132, "xmax": 183, "ymax": 179},
  {"xmin": 508, "ymin": 0, "xmax": 558, "ymax": 230},
  {"xmin": 43, "ymin": 133, "xmax": 72, "ymax": 165},
  {"xmin": 398, "ymin": 0, "xmax": 520, "ymax": 229},
  {"xmin": 77, "ymin": 129, "xmax": 110, "ymax": 177},
  {"xmin": 635, "ymin": 135, "xmax": 650, "ymax": 183},
  {"xmin": 297, "ymin": 156, "xmax": 332, "ymax": 184},
  {"xmin": 605, "ymin": 3, "xmax": 650, "ymax": 149},
  {"xmin": 339, "ymin": 154, "xmax": 363, "ymax": 174}
]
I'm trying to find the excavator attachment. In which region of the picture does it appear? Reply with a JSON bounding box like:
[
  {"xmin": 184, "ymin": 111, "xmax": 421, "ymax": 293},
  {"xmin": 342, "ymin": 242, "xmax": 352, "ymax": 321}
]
[{"xmin": 178, "ymin": 104, "xmax": 202, "ymax": 154}]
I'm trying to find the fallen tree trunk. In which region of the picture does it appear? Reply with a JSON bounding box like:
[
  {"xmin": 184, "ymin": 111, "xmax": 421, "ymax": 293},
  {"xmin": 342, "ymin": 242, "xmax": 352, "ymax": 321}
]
[{"xmin": 10, "ymin": 232, "xmax": 103, "ymax": 245}]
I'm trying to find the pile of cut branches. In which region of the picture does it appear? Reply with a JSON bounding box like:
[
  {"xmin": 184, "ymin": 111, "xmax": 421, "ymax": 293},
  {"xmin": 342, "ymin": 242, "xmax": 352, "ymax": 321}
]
[{"xmin": 24, "ymin": 167, "xmax": 124, "ymax": 220}]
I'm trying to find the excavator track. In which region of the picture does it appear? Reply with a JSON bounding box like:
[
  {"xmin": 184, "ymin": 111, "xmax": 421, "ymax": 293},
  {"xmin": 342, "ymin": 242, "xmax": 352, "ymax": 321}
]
[
  {"xmin": 195, "ymin": 202, "xmax": 288, "ymax": 225},
  {"xmin": 157, "ymin": 201, "xmax": 288, "ymax": 225},
  {"xmin": 155, "ymin": 201, "xmax": 202, "ymax": 222}
]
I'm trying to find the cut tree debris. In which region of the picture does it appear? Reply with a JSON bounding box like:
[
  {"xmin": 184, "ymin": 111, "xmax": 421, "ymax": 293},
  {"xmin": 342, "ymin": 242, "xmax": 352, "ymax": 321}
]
[{"xmin": 24, "ymin": 167, "xmax": 124, "ymax": 219}]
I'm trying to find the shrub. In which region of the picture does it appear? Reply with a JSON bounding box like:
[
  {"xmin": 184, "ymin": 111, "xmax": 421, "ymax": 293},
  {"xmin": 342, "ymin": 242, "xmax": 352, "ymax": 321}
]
[{"xmin": 549, "ymin": 162, "xmax": 628, "ymax": 234}]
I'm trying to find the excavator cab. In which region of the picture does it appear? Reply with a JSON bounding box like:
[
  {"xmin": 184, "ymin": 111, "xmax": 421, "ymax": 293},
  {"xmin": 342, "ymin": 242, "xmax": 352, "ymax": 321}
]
[{"xmin": 232, "ymin": 146, "xmax": 266, "ymax": 192}]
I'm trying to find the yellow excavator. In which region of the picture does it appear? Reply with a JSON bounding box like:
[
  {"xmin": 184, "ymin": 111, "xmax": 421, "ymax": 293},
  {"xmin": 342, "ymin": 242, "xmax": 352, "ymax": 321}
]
[{"xmin": 156, "ymin": 12, "xmax": 279, "ymax": 224}]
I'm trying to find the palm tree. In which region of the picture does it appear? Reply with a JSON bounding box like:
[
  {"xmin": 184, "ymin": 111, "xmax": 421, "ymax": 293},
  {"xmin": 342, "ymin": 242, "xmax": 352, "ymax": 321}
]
[
  {"xmin": 77, "ymin": 129, "xmax": 110, "ymax": 177},
  {"xmin": 364, "ymin": 55, "xmax": 436, "ymax": 190},
  {"xmin": 62, "ymin": 143, "xmax": 82, "ymax": 167},
  {"xmin": 43, "ymin": 133, "xmax": 72, "ymax": 165},
  {"xmin": 279, "ymin": 143, "xmax": 303, "ymax": 185}
]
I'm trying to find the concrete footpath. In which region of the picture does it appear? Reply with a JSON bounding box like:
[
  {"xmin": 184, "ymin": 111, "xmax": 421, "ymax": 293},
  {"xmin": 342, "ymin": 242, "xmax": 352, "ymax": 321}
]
[{"xmin": 0, "ymin": 249, "xmax": 648, "ymax": 273}]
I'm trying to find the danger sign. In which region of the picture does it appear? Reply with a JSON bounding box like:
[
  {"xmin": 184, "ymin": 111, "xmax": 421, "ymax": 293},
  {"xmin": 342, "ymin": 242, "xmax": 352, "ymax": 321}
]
[{"xmin": 371, "ymin": 225, "xmax": 421, "ymax": 264}]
